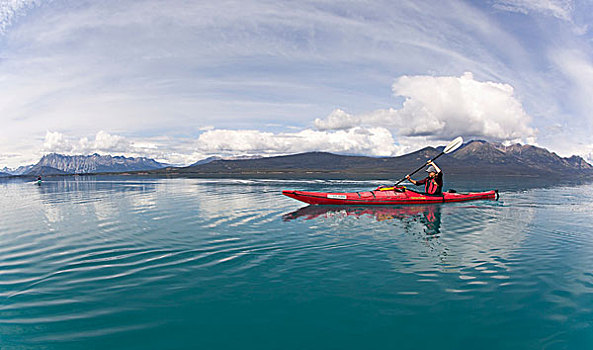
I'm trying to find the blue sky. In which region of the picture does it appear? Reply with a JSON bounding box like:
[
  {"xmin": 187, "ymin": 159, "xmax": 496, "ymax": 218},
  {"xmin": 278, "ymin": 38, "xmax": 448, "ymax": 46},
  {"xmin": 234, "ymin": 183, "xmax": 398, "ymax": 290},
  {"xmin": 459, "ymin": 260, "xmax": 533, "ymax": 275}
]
[{"xmin": 1, "ymin": 0, "xmax": 593, "ymax": 167}]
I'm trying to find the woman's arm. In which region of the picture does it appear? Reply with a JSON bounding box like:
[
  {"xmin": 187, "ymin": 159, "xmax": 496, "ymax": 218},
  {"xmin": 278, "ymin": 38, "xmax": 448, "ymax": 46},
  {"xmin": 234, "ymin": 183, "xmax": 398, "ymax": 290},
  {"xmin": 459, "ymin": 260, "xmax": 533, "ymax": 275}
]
[
  {"xmin": 428, "ymin": 160, "xmax": 441, "ymax": 174},
  {"xmin": 405, "ymin": 175, "xmax": 417, "ymax": 185}
]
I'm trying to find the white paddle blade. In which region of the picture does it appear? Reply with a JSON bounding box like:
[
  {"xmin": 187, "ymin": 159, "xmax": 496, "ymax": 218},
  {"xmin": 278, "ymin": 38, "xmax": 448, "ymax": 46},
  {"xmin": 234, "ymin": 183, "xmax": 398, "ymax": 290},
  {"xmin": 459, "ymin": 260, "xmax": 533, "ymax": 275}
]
[{"xmin": 443, "ymin": 136, "xmax": 463, "ymax": 154}]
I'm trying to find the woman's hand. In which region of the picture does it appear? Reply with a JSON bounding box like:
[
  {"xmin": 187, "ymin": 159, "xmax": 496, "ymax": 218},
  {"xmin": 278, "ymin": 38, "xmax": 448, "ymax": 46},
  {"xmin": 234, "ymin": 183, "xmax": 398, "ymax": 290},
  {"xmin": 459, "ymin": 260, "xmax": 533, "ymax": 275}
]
[{"xmin": 405, "ymin": 175, "xmax": 415, "ymax": 185}]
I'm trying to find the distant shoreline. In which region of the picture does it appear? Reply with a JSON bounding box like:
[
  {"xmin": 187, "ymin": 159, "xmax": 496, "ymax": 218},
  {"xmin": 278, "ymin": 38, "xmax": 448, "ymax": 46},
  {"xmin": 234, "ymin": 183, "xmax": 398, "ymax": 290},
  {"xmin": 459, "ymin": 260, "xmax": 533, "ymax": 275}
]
[
  {"xmin": 4, "ymin": 169, "xmax": 593, "ymax": 184},
  {"xmin": 0, "ymin": 171, "xmax": 559, "ymax": 180},
  {"xmin": 4, "ymin": 171, "xmax": 593, "ymax": 194}
]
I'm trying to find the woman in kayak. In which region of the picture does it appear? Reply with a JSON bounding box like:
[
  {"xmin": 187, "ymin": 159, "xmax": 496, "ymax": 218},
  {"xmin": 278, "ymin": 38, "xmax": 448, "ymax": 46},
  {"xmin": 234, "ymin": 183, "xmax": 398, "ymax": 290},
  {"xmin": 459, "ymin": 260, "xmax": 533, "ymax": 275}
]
[{"xmin": 406, "ymin": 160, "xmax": 443, "ymax": 195}]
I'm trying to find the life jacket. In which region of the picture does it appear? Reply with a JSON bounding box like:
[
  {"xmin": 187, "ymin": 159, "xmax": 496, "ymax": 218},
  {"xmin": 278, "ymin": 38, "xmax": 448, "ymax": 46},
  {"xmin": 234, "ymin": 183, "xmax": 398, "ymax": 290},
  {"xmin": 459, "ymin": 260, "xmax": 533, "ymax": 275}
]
[{"xmin": 425, "ymin": 177, "xmax": 439, "ymax": 195}]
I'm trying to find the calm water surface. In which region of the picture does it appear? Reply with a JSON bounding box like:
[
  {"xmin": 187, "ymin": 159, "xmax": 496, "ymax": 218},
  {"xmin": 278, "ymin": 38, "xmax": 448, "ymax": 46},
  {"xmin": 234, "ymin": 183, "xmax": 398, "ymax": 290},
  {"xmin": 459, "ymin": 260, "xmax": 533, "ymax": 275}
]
[{"xmin": 1, "ymin": 177, "xmax": 592, "ymax": 349}]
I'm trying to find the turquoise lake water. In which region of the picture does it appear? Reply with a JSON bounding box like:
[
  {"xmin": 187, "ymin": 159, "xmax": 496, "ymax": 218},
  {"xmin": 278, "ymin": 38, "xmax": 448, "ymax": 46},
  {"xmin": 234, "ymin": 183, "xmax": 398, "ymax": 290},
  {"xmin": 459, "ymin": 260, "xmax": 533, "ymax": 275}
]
[{"xmin": 1, "ymin": 177, "xmax": 593, "ymax": 349}]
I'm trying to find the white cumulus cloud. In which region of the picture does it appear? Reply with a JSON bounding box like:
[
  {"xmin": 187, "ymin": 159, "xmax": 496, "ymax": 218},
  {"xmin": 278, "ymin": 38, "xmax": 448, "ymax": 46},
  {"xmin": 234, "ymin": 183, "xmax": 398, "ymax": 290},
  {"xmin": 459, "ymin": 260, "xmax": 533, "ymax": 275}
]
[
  {"xmin": 78, "ymin": 130, "xmax": 131, "ymax": 154},
  {"xmin": 314, "ymin": 72, "xmax": 536, "ymax": 144},
  {"xmin": 43, "ymin": 130, "xmax": 132, "ymax": 155},
  {"xmin": 42, "ymin": 130, "xmax": 73, "ymax": 153},
  {"xmin": 392, "ymin": 72, "xmax": 536, "ymax": 141},
  {"xmin": 314, "ymin": 109, "xmax": 361, "ymax": 131}
]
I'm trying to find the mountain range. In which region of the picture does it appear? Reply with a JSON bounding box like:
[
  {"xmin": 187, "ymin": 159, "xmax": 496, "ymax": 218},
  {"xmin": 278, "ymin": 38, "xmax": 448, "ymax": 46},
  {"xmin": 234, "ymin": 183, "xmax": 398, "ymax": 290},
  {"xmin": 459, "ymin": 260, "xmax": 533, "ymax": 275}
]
[
  {"xmin": 4, "ymin": 140, "xmax": 592, "ymax": 179},
  {"xmin": 1, "ymin": 165, "xmax": 34, "ymax": 176},
  {"xmin": 154, "ymin": 140, "xmax": 593, "ymax": 179},
  {"xmin": 19, "ymin": 153, "xmax": 167, "ymax": 175},
  {"xmin": 190, "ymin": 155, "xmax": 263, "ymax": 166}
]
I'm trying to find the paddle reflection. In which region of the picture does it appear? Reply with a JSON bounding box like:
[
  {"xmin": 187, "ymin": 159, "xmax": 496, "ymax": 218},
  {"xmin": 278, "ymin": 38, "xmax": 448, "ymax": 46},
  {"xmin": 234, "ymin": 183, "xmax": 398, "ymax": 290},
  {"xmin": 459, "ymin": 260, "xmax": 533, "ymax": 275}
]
[{"xmin": 283, "ymin": 204, "xmax": 442, "ymax": 235}]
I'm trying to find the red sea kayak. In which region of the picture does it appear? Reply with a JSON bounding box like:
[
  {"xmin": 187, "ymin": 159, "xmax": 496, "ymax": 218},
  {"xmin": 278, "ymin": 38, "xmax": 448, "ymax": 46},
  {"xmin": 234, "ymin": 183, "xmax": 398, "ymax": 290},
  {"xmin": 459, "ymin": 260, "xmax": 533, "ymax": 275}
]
[{"xmin": 282, "ymin": 187, "xmax": 498, "ymax": 205}]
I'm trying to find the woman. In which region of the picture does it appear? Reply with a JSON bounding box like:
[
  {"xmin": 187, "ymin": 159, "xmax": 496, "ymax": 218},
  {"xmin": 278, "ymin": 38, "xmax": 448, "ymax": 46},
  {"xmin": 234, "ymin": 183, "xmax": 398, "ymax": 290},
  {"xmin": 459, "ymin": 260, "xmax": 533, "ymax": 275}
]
[{"xmin": 406, "ymin": 160, "xmax": 443, "ymax": 195}]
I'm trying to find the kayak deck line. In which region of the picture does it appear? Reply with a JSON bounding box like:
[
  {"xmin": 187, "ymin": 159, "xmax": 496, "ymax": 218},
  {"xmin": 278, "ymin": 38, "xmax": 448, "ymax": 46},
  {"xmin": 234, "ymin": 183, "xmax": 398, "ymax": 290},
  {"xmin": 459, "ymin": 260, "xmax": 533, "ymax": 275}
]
[{"xmin": 282, "ymin": 187, "xmax": 498, "ymax": 206}]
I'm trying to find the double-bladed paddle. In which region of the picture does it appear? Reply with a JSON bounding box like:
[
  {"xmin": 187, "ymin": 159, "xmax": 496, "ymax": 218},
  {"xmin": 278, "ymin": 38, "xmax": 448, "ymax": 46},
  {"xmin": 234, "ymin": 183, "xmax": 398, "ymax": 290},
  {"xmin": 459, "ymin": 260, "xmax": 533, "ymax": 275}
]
[{"xmin": 393, "ymin": 136, "xmax": 464, "ymax": 187}]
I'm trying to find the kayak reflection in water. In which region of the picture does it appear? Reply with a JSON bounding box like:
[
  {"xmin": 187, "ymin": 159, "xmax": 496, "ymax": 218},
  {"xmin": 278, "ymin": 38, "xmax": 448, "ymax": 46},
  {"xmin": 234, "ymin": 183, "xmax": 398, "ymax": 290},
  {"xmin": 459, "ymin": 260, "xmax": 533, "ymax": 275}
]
[
  {"xmin": 406, "ymin": 160, "xmax": 443, "ymax": 195},
  {"xmin": 283, "ymin": 205, "xmax": 442, "ymax": 235}
]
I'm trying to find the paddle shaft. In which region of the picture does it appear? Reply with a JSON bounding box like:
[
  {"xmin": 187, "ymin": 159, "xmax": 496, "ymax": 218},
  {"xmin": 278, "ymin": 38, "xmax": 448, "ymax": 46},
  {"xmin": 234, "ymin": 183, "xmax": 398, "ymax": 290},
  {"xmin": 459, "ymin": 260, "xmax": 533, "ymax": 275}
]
[{"xmin": 393, "ymin": 151, "xmax": 445, "ymax": 186}]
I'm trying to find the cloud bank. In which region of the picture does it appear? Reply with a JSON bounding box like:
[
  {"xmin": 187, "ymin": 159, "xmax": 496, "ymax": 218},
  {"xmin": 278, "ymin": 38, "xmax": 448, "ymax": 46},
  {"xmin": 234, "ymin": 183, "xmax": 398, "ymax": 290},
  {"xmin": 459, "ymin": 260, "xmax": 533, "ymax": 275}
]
[
  {"xmin": 39, "ymin": 72, "xmax": 538, "ymax": 164},
  {"xmin": 195, "ymin": 127, "xmax": 400, "ymax": 157}
]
